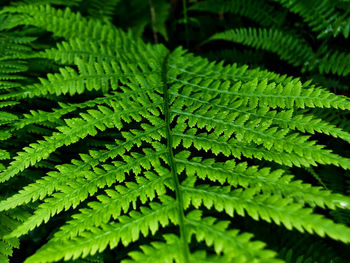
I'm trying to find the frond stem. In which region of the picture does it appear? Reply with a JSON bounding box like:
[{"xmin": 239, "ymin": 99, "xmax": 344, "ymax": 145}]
[{"xmin": 162, "ymin": 51, "xmax": 190, "ymax": 263}]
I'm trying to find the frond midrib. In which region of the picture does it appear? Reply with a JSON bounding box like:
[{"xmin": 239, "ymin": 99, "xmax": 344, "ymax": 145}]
[{"xmin": 161, "ymin": 51, "xmax": 190, "ymax": 263}]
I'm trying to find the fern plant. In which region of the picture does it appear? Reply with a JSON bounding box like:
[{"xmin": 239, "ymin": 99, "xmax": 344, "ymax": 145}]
[
  {"xmin": 191, "ymin": 2, "xmax": 350, "ymax": 243},
  {"xmin": 1, "ymin": 1, "xmax": 350, "ymax": 262}
]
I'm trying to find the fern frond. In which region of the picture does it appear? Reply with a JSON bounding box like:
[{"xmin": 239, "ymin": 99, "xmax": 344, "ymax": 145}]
[
  {"xmin": 254, "ymin": 226, "xmax": 344, "ymax": 263},
  {"xmin": 6, "ymin": 147, "xmax": 168, "ymax": 238},
  {"xmin": 185, "ymin": 210, "xmax": 282, "ymax": 263},
  {"xmin": 0, "ymin": 213, "xmax": 20, "ymax": 263},
  {"xmin": 168, "ymin": 51, "xmax": 350, "ymax": 109},
  {"xmin": 12, "ymin": 0, "xmax": 82, "ymax": 7},
  {"xmin": 39, "ymin": 38, "xmax": 119, "ymax": 65},
  {"xmin": 24, "ymin": 197, "xmax": 178, "ymax": 263},
  {"xmin": 13, "ymin": 93, "xmax": 121, "ymax": 130},
  {"xmin": 176, "ymin": 153, "xmax": 350, "ymax": 209},
  {"xmin": 0, "ymin": 95, "xmax": 161, "ymax": 183},
  {"xmin": 19, "ymin": 61, "xmax": 120, "ymax": 97},
  {"xmin": 181, "ymin": 179, "xmax": 350, "ymax": 243},
  {"xmin": 81, "ymin": 0, "xmax": 121, "ymax": 20},
  {"xmin": 1, "ymin": 4, "xmax": 350, "ymax": 263},
  {"xmin": 0, "ymin": 4, "xmax": 126, "ymax": 44},
  {"xmin": 0, "ymin": 207, "xmax": 30, "ymax": 263},
  {"xmin": 272, "ymin": 0, "xmax": 350, "ymax": 38},
  {"xmin": 206, "ymin": 28, "xmax": 350, "ymax": 77},
  {"xmin": 0, "ymin": 121, "xmax": 165, "ymax": 211},
  {"xmin": 206, "ymin": 28, "xmax": 313, "ymax": 67},
  {"xmin": 52, "ymin": 169, "xmax": 172, "ymax": 240},
  {"xmin": 124, "ymin": 234, "xmax": 183, "ymax": 263},
  {"xmin": 311, "ymin": 50, "xmax": 350, "ymax": 76},
  {"xmin": 189, "ymin": 0, "xmax": 286, "ymax": 27},
  {"xmin": 170, "ymin": 91, "xmax": 350, "ymax": 142}
]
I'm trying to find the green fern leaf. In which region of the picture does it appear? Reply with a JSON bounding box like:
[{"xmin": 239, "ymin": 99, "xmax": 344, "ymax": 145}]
[{"xmin": 1, "ymin": 4, "xmax": 350, "ymax": 263}]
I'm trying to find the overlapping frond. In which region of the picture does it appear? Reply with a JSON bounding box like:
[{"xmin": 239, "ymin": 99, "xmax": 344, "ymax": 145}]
[
  {"xmin": 272, "ymin": 0, "xmax": 350, "ymax": 38},
  {"xmin": 25, "ymin": 197, "xmax": 178, "ymax": 263},
  {"xmin": 0, "ymin": 206, "xmax": 30, "ymax": 263},
  {"xmin": 80, "ymin": 0, "xmax": 121, "ymax": 20},
  {"xmin": 124, "ymin": 234, "xmax": 183, "ymax": 263},
  {"xmin": 185, "ymin": 211, "xmax": 282, "ymax": 263},
  {"xmin": 190, "ymin": 0, "xmax": 286, "ymax": 27},
  {"xmin": 206, "ymin": 28, "xmax": 313, "ymax": 67},
  {"xmin": 206, "ymin": 28, "xmax": 350, "ymax": 77}
]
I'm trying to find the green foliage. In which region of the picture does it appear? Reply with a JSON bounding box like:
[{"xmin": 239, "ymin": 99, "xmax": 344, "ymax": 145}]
[
  {"xmin": 0, "ymin": 0, "xmax": 350, "ymax": 263},
  {"xmin": 189, "ymin": 0, "xmax": 286, "ymax": 27},
  {"xmin": 271, "ymin": 0, "xmax": 350, "ymax": 39},
  {"xmin": 206, "ymin": 28, "xmax": 350, "ymax": 76}
]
